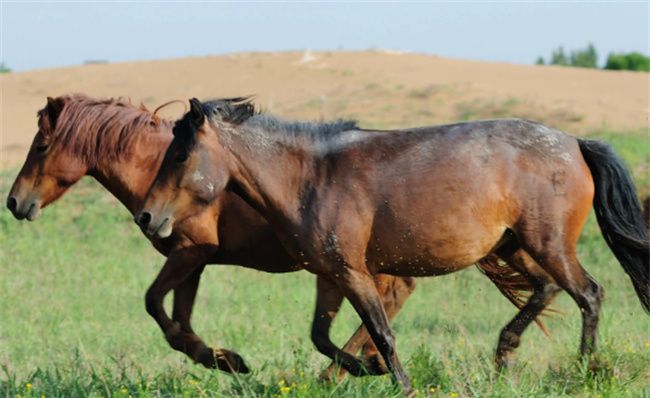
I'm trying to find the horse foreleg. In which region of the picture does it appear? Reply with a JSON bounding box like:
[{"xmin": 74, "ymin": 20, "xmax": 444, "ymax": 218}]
[
  {"xmin": 320, "ymin": 275, "xmax": 415, "ymax": 380},
  {"xmin": 335, "ymin": 266, "xmax": 412, "ymax": 395},
  {"xmin": 311, "ymin": 275, "xmax": 386, "ymax": 377},
  {"xmin": 169, "ymin": 265, "xmax": 250, "ymax": 373},
  {"xmin": 145, "ymin": 249, "xmax": 249, "ymax": 373}
]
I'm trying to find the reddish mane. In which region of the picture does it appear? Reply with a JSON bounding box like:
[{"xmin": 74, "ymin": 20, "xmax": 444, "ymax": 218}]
[{"xmin": 37, "ymin": 94, "xmax": 174, "ymax": 164}]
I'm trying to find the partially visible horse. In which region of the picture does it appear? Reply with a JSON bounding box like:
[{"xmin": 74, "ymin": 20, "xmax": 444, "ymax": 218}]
[
  {"xmin": 6, "ymin": 94, "xmax": 535, "ymax": 378},
  {"xmin": 138, "ymin": 97, "xmax": 649, "ymax": 394},
  {"xmin": 643, "ymin": 196, "xmax": 650, "ymax": 230}
]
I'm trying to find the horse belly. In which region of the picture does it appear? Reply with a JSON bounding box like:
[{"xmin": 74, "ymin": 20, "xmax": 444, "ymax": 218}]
[{"xmin": 365, "ymin": 212, "xmax": 506, "ymax": 277}]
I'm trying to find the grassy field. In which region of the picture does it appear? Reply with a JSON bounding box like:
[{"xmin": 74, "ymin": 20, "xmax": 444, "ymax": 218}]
[{"xmin": 0, "ymin": 132, "xmax": 648, "ymax": 397}]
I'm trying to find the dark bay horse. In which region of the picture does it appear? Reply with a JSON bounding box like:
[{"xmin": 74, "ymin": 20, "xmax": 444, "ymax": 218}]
[
  {"xmin": 138, "ymin": 98, "xmax": 649, "ymax": 394},
  {"xmin": 6, "ymin": 95, "xmax": 534, "ymax": 379}
]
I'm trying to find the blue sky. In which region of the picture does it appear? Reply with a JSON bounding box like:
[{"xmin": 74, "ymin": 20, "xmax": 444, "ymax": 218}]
[{"xmin": 1, "ymin": 2, "xmax": 648, "ymax": 71}]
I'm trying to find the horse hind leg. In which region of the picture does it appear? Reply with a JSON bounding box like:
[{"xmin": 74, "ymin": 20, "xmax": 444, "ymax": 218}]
[
  {"xmin": 494, "ymin": 250, "xmax": 561, "ymax": 370},
  {"xmin": 516, "ymin": 222, "xmax": 604, "ymax": 358},
  {"xmin": 541, "ymin": 255, "xmax": 603, "ymax": 356}
]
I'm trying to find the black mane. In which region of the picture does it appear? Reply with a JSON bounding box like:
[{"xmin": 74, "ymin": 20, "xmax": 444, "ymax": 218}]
[
  {"xmin": 202, "ymin": 97, "xmax": 358, "ymax": 139},
  {"xmin": 174, "ymin": 97, "xmax": 359, "ymax": 154},
  {"xmin": 202, "ymin": 97, "xmax": 258, "ymax": 124}
]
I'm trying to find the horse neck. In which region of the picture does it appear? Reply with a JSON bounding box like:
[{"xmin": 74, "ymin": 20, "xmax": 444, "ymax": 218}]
[
  {"xmin": 223, "ymin": 129, "xmax": 315, "ymax": 225},
  {"xmin": 90, "ymin": 130, "xmax": 172, "ymax": 215}
]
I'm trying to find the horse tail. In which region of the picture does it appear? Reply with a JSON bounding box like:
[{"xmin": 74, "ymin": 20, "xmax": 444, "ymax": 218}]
[{"xmin": 578, "ymin": 139, "xmax": 650, "ymax": 313}]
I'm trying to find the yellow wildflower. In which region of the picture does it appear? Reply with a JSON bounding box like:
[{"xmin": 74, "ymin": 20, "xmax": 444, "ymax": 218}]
[
  {"xmin": 449, "ymin": 393, "xmax": 459, "ymax": 397},
  {"xmin": 25, "ymin": 384, "xmax": 33, "ymax": 391},
  {"xmin": 280, "ymin": 386, "xmax": 291, "ymax": 394}
]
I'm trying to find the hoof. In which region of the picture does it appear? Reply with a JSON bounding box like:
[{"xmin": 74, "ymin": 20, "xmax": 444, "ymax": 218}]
[
  {"xmin": 318, "ymin": 366, "xmax": 337, "ymax": 382},
  {"xmin": 495, "ymin": 352, "xmax": 517, "ymax": 372},
  {"xmin": 318, "ymin": 355, "xmax": 386, "ymax": 382},
  {"xmin": 197, "ymin": 347, "xmax": 250, "ymax": 373},
  {"xmin": 362, "ymin": 354, "xmax": 389, "ymax": 376},
  {"xmin": 586, "ymin": 356, "xmax": 607, "ymax": 373},
  {"xmin": 217, "ymin": 348, "xmax": 251, "ymax": 373}
]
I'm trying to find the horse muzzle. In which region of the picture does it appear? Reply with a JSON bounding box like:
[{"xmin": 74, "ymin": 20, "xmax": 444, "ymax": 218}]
[
  {"xmin": 6, "ymin": 195, "xmax": 42, "ymax": 221},
  {"xmin": 135, "ymin": 210, "xmax": 174, "ymax": 239}
]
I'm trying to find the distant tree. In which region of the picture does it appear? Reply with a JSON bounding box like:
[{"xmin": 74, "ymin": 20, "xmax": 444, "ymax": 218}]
[
  {"xmin": 604, "ymin": 52, "xmax": 650, "ymax": 72},
  {"xmin": 550, "ymin": 46, "xmax": 568, "ymax": 66},
  {"xmin": 537, "ymin": 45, "xmax": 649, "ymax": 72},
  {"xmin": 537, "ymin": 44, "xmax": 598, "ymax": 68},
  {"xmin": 0, "ymin": 62, "xmax": 10, "ymax": 73},
  {"xmin": 605, "ymin": 53, "xmax": 628, "ymax": 70},
  {"xmin": 570, "ymin": 43, "xmax": 598, "ymax": 68}
]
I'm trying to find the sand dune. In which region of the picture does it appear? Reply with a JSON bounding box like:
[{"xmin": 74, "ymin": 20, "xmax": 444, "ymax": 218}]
[{"xmin": 1, "ymin": 51, "xmax": 648, "ymax": 170}]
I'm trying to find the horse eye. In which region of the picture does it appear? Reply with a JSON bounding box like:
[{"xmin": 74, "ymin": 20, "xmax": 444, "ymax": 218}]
[
  {"xmin": 36, "ymin": 144, "xmax": 49, "ymax": 153},
  {"xmin": 175, "ymin": 152, "xmax": 188, "ymax": 163}
]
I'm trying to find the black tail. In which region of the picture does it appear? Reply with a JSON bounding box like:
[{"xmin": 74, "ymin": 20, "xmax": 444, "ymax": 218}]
[{"xmin": 578, "ymin": 139, "xmax": 650, "ymax": 313}]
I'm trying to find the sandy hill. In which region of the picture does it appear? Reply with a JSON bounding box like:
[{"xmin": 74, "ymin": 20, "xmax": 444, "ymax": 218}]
[{"xmin": 1, "ymin": 51, "xmax": 648, "ymax": 170}]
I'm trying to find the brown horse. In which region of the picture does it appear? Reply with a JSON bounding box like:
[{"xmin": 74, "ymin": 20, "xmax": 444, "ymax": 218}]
[
  {"xmin": 6, "ymin": 95, "xmax": 534, "ymax": 379},
  {"xmin": 138, "ymin": 98, "xmax": 649, "ymax": 394}
]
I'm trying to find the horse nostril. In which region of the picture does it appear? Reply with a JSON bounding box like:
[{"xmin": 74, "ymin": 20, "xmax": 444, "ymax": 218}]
[
  {"xmin": 6, "ymin": 197, "xmax": 17, "ymax": 212},
  {"xmin": 138, "ymin": 211, "xmax": 152, "ymax": 228}
]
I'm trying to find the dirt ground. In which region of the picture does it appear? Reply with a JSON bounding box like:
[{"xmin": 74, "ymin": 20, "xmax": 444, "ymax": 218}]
[{"xmin": 1, "ymin": 50, "xmax": 648, "ymax": 169}]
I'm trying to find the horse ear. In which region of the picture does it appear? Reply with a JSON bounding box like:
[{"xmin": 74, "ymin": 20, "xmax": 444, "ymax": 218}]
[
  {"xmin": 46, "ymin": 96, "xmax": 66, "ymax": 115},
  {"xmin": 188, "ymin": 98, "xmax": 205, "ymax": 126},
  {"xmin": 42, "ymin": 96, "xmax": 67, "ymax": 132}
]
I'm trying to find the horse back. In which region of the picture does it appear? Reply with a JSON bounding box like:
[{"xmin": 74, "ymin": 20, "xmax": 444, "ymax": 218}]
[{"xmin": 319, "ymin": 119, "xmax": 593, "ymax": 273}]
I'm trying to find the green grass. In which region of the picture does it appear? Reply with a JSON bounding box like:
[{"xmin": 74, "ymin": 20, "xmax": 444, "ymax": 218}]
[{"xmin": 1, "ymin": 133, "xmax": 649, "ymax": 397}]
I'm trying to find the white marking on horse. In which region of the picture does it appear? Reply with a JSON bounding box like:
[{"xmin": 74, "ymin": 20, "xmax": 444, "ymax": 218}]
[
  {"xmin": 191, "ymin": 170, "xmax": 204, "ymax": 183},
  {"xmin": 559, "ymin": 152, "xmax": 573, "ymax": 163}
]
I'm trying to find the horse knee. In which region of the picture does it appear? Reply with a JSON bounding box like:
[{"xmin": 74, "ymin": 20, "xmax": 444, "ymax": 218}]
[
  {"xmin": 311, "ymin": 328, "xmax": 332, "ymax": 354},
  {"xmin": 144, "ymin": 288, "xmax": 159, "ymax": 318}
]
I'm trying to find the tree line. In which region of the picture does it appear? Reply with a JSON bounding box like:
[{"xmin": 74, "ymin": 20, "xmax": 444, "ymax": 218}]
[{"xmin": 536, "ymin": 44, "xmax": 649, "ymax": 72}]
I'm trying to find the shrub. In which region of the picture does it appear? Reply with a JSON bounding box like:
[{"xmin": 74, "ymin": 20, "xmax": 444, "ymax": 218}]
[{"xmin": 604, "ymin": 52, "xmax": 650, "ymax": 72}]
